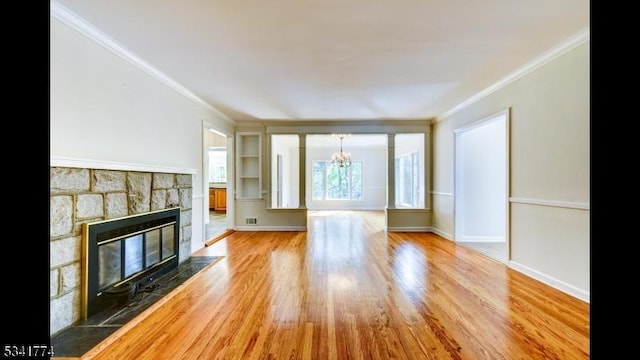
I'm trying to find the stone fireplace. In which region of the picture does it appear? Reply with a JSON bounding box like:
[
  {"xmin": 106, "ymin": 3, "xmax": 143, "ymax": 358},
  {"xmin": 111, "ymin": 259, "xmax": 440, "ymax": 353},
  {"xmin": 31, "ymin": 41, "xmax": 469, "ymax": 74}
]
[{"xmin": 50, "ymin": 167, "xmax": 193, "ymax": 335}]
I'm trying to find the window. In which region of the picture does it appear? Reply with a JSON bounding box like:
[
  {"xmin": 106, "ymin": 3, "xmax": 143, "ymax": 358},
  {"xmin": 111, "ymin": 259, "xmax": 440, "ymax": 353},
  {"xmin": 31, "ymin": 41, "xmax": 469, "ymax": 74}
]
[
  {"xmin": 394, "ymin": 133, "xmax": 424, "ymax": 208},
  {"xmin": 395, "ymin": 151, "xmax": 418, "ymax": 207},
  {"xmin": 312, "ymin": 160, "xmax": 363, "ymax": 200},
  {"xmin": 208, "ymin": 148, "xmax": 227, "ymax": 183},
  {"xmin": 270, "ymin": 134, "xmax": 299, "ymax": 208}
]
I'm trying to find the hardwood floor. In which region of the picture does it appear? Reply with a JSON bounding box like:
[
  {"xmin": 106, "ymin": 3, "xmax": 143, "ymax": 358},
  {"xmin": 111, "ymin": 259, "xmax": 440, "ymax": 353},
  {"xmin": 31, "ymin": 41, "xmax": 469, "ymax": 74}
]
[{"xmin": 75, "ymin": 211, "xmax": 589, "ymax": 359}]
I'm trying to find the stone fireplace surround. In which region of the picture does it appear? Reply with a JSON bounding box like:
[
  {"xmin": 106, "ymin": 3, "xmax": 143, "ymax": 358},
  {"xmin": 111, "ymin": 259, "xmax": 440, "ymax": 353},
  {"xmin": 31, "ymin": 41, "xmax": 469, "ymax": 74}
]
[{"xmin": 50, "ymin": 167, "xmax": 193, "ymax": 336}]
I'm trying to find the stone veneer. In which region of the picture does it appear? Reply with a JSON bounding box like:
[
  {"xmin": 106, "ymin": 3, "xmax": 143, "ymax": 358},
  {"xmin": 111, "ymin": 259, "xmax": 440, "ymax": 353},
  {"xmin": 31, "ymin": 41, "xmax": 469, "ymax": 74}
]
[{"xmin": 50, "ymin": 167, "xmax": 193, "ymax": 335}]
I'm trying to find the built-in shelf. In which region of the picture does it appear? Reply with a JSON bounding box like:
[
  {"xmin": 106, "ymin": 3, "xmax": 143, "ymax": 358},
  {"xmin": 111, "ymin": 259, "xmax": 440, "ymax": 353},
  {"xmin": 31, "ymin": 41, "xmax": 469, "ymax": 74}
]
[{"xmin": 236, "ymin": 132, "xmax": 262, "ymax": 199}]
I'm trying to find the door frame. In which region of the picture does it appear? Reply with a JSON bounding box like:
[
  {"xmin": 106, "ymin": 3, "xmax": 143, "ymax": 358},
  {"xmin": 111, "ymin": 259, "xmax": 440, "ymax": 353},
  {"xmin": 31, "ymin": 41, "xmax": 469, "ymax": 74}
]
[
  {"xmin": 453, "ymin": 109, "xmax": 510, "ymax": 263},
  {"xmin": 202, "ymin": 120, "xmax": 234, "ymax": 241}
]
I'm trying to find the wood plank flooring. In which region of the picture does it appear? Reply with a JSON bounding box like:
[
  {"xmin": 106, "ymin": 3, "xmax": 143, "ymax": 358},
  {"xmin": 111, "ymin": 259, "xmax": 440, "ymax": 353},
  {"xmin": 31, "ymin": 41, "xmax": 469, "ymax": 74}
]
[{"xmin": 74, "ymin": 210, "xmax": 589, "ymax": 359}]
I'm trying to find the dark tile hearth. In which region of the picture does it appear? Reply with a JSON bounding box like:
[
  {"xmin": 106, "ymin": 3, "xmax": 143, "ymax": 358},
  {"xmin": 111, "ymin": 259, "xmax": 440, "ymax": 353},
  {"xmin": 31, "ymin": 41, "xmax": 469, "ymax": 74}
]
[{"xmin": 51, "ymin": 256, "xmax": 221, "ymax": 358}]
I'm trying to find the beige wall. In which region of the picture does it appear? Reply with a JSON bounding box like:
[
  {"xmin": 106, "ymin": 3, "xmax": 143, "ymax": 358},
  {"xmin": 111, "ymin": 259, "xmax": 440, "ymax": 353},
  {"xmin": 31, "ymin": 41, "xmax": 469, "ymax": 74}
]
[
  {"xmin": 206, "ymin": 131, "xmax": 227, "ymax": 147},
  {"xmin": 432, "ymin": 41, "xmax": 590, "ymax": 300},
  {"xmin": 235, "ymin": 200, "xmax": 307, "ymax": 230},
  {"xmin": 386, "ymin": 209, "xmax": 432, "ymax": 231}
]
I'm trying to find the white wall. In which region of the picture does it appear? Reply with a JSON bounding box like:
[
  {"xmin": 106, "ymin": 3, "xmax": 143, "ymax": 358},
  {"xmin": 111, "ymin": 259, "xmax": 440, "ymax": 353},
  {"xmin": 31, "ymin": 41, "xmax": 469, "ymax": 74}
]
[
  {"xmin": 50, "ymin": 16, "xmax": 234, "ymax": 253},
  {"xmin": 456, "ymin": 117, "xmax": 506, "ymax": 242},
  {"xmin": 432, "ymin": 40, "xmax": 590, "ymax": 301},
  {"xmin": 306, "ymin": 146, "xmax": 387, "ymax": 210}
]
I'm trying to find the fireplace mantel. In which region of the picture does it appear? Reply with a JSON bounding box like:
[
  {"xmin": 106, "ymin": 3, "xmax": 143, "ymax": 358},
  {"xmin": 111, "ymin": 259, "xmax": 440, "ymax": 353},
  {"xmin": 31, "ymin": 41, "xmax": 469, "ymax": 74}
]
[{"xmin": 50, "ymin": 156, "xmax": 197, "ymax": 175}]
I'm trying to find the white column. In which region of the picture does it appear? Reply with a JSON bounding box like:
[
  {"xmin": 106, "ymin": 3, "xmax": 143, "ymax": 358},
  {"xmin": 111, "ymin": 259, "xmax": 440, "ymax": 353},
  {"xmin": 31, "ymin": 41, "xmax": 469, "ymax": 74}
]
[
  {"xmin": 387, "ymin": 133, "xmax": 396, "ymax": 209},
  {"xmin": 424, "ymin": 126, "xmax": 431, "ymax": 210},
  {"xmin": 298, "ymin": 134, "xmax": 306, "ymax": 208}
]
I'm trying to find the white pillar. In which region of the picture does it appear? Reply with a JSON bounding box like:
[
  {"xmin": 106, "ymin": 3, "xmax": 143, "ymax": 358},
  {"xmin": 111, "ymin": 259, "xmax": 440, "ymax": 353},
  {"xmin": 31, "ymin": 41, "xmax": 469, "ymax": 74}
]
[
  {"xmin": 387, "ymin": 133, "xmax": 396, "ymax": 209},
  {"xmin": 298, "ymin": 134, "xmax": 306, "ymax": 208}
]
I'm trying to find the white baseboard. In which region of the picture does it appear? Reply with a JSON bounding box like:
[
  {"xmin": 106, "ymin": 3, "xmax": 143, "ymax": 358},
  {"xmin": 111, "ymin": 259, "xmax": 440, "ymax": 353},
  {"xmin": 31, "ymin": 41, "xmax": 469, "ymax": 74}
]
[
  {"xmin": 461, "ymin": 236, "xmax": 505, "ymax": 243},
  {"xmin": 308, "ymin": 207, "xmax": 385, "ymax": 211},
  {"xmin": 233, "ymin": 226, "xmax": 307, "ymax": 231},
  {"xmin": 386, "ymin": 226, "xmax": 431, "ymax": 232},
  {"xmin": 428, "ymin": 227, "xmax": 454, "ymax": 241},
  {"xmin": 509, "ymin": 261, "xmax": 590, "ymax": 303}
]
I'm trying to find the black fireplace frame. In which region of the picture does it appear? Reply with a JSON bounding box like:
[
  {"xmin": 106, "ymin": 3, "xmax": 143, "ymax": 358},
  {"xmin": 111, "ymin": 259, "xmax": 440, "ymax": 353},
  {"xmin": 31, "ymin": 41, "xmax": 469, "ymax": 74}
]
[{"xmin": 81, "ymin": 207, "xmax": 180, "ymax": 319}]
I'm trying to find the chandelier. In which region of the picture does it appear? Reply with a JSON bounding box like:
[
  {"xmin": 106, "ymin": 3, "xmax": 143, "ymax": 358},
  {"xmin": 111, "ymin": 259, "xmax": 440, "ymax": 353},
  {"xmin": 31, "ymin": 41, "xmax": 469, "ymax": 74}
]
[{"xmin": 331, "ymin": 134, "xmax": 352, "ymax": 167}]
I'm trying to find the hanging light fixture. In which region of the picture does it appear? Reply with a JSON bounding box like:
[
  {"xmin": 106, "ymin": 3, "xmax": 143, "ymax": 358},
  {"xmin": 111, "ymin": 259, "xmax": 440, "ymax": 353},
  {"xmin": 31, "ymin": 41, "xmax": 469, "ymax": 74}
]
[{"xmin": 331, "ymin": 134, "xmax": 352, "ymax": 167}]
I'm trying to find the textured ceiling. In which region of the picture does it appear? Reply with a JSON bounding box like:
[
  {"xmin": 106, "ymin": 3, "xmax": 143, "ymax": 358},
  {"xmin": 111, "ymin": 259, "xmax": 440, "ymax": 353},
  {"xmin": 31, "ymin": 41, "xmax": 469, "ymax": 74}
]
[{"xmin": 52, "ymin": 0, "xmax": 589, "ymax": 122}]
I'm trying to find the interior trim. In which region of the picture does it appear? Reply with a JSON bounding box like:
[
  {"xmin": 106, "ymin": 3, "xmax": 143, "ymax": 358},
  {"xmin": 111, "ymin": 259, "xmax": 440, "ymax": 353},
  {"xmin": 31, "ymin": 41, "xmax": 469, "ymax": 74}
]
[{"xmin": 51, "ymin": 156, "xmax": 197, "ymax": 174}]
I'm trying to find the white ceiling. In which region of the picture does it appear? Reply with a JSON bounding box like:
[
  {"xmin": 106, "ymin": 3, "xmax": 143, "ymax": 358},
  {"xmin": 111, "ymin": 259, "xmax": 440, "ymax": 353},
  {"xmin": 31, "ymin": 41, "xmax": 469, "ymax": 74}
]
[{"xmin": 52, "ymin": 0, "xmax": 589, "ymax": 123}]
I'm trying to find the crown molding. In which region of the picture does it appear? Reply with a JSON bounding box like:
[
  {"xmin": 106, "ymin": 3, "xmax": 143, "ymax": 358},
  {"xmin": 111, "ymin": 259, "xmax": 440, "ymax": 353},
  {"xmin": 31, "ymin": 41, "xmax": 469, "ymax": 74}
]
[
  {"xmin": 440, "ymin": 27, "xmax": 590, "ymax": 120},
  {"xmin": 50, "ymin": 0, "xmax": 234, "ymax": 125}
]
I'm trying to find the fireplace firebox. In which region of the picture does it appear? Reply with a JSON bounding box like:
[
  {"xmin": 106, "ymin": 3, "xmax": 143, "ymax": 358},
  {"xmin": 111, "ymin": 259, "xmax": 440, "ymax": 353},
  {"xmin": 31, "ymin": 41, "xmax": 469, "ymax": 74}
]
[{"xmin": 82, "ymin": 207, "xmax": 180, "ymax": 319}]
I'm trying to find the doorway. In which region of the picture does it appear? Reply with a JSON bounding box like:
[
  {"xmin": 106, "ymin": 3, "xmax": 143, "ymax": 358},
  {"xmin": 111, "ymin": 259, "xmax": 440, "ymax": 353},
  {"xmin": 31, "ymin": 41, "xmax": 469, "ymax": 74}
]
[
  {"xmin": 203, "ymin": 125, "xmax": 232, "ymax": 244},
  {"xmin": 454, "ymin": 110, "xmax": 509, "ymax": 263}
]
